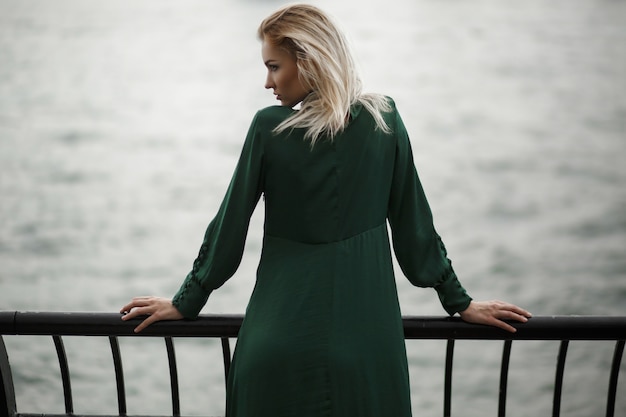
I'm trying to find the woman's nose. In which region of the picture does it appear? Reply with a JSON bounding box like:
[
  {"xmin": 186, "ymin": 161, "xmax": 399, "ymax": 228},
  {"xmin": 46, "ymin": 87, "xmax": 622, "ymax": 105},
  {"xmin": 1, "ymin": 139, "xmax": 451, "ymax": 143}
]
[{"xmin": 264, "ymin": 72, "xmax": 274, "ymax": 89}]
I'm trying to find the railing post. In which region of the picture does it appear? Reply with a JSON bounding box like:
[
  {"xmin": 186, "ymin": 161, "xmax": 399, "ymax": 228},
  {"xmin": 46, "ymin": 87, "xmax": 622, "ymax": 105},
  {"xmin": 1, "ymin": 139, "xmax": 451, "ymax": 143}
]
[
  {"xmin": 552, "ymin": 340, "xmax": 569, "ymax": 417},
  {"xmin": 443, "ymin": 339, "xmax": 454, "ymax": 417},
  {"xmin": 606, "ymin": 340, "xmax": 625, "ymax": 417},
  {"xmin": 0, "ymin": 336, "xmax": 17, "ymax": 417},
  {"xmin": 498, "ymin": 340, "xmax": 513, "ymax": 417},
  {"xmin": 52, "ymin": 335, "xmax": 73, "ymax": 414},
  {"xmin": 164, "ymin": 337, "xmax": 180, "ymax": 417},
  {"xmin": 109, "ymin": 336, "xmax": 127, "ymax": 416},
  {"xmin": 221, "ymin": 337, "xmax": 231, "ymax": 388}
]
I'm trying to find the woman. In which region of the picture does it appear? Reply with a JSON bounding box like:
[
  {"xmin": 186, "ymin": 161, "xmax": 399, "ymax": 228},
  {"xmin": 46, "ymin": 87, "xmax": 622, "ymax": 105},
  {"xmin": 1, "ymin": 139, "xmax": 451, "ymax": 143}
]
[{"xmin": 121, "ymin": 4, "xmax": 531, "ymax": 416}]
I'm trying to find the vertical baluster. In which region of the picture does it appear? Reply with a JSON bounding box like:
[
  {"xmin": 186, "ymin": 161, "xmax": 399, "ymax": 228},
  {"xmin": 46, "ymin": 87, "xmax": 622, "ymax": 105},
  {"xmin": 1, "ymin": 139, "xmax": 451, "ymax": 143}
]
[
  {"xmin": 0, "ymin": 336, "xmax": 17, "ymax": 417},
  {"xmin": 52, "ymin": 335, "xmax": 73, "ymax": 414},
  {"xmin": 498, "ymin": 340, "xmax": 513, "ymax": 417},
  {"xmin": 552, "ymin": 340, "xmax": 569, "ymax": 417},
  {"xmin": 221, "ymin": 338, "xmax": 231, "ymax": 389},
  {"xmin": 443, "ymin": 339, "xmax": 454, "ymax": 417},
  {"xmin": 165, "ymin": 337, "xmax": 180, "ymax": 417},
  {"xmin": 606, "ymin": 340, "xmax": 625, "ymax": 417},
  {"xmin": 108, "ymin": 336, "xmax": 127, "ymax": 415}
]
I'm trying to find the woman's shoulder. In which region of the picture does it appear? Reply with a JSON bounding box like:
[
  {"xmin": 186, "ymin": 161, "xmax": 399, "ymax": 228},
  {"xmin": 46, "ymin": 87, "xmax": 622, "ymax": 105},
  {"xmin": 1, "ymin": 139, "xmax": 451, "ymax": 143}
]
[
  {"xmin": 362, "ymin": 93, "xmax": 397, "ymax": 106},
  {"xmin": 357, "ymin": 94, "xmax": 399, "ymax": 120},
  {"xmin": 254, "ymin": 105, "xmax": 295, "ymax": 126},
  {"xmin": 242, "ymin": 106, "xmax": 295, "ymax": 137},
  {"xmin": 364, "ymin": 94, "xmax": 400, "ymax": 121},
  {"xmin": 381, "ymin": 95, "xmax": 399, "ymax": 113}
]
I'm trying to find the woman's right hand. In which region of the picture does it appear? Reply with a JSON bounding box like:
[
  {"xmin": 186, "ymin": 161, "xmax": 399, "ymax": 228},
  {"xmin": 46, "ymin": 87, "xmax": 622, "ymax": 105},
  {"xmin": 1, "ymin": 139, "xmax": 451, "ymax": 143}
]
[
  {"xmin": 459, "ymin": 300, "xmax": 532, "ymax": 333},
  {"xmin": 120, "ymin": 296, "xmax": 184, "ymax": 333}
]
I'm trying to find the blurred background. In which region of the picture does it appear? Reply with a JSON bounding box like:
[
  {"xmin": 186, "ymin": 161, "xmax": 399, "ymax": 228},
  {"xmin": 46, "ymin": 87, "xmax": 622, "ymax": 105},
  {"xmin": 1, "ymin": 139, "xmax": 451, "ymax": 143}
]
[{"xmin": 0, "ymin": 0, "xmax": 624, "ymax": 415}]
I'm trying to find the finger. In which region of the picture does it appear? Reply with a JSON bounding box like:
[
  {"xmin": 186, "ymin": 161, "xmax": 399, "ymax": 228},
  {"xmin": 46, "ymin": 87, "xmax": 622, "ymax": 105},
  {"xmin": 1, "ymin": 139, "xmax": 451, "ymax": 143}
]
[
  {"xmin": 489, "ymin": 317, "xmax": 517, "ymax": 333},
  {"xmin": 121, "ymin": 309, "xmax": 138, "ymax": 321},
  {"xmin": 495, "ymin": 310, "xmax": 533, "ymax": 332},
  {"xmin": 119, "ymin": 303, "xmax": 137, "ymax": 314},
  {"xmin": 500, "ymin": 321, "xmax": 518, "ymax": 333},
  {"xmin": 499, "ymin": 302, "xmax": 532, "ymax": 318},
  {"xmin": 135, "ymin": 309, "xmax": 169, "ymax": 332},
  {"xmin": 121, "ymin": 306, "xmax": 154, "ymax": 321},
  {"xmin": 498, "ymin": 309, "xmax": 531, "ymax": 324},
  {"xmin": 514, "ymin": 307, "xmax": 533, "ymax": 318},
  {"xmin": 488, "ymin": 301, "xmax": 531, "ymax": 319},
  {"xmin": 120, "ymin": 297, "xmax": 155, "ymax": 314},
  {"xmin": 134, "ymin": 314, "xmax": 159, "ymax": 333}
]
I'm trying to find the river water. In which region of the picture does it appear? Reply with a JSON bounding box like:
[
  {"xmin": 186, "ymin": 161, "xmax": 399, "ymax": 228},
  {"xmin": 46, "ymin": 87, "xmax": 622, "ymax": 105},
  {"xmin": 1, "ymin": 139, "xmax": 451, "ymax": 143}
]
[{"xmin": 0, "ymin": 0, "xmax": 624, "ymax": 415}]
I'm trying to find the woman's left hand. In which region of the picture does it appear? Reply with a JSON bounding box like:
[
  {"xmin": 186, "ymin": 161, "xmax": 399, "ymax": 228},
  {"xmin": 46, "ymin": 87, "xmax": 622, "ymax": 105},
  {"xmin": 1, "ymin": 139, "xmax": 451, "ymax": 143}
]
[
  {"xmin": 120, "ymin": 296, "xmax": 184, "ymax": 333},
  {"xmin": 459, "ymin": 300, "xmax": 532, "ymax": 333}
]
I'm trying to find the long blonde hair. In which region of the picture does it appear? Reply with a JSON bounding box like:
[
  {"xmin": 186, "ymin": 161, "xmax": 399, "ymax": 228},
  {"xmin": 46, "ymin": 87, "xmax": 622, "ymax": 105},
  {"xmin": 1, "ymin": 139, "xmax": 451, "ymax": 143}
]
[{"xmin": 258, "ymin": 4, "xmax": 391, "ymax": 144}]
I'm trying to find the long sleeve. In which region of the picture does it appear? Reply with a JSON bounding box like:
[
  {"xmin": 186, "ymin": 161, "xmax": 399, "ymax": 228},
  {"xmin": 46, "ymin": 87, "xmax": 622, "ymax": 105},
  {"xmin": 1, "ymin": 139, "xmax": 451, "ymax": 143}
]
[
  {"xmin": 386, "ymin": 105, "xmax": 472, "ymax": 315},
  {"xmin": 172, "ymin": 113, "xmax": 265, "ymax": 318}
]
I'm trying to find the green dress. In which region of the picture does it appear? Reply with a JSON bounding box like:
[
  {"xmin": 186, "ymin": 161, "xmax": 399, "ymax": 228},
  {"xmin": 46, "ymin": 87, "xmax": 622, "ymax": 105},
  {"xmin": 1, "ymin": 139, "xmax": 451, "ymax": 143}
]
[{"xmin": 172, "ymin": 98, "xmax": 471, "ymax": 417}]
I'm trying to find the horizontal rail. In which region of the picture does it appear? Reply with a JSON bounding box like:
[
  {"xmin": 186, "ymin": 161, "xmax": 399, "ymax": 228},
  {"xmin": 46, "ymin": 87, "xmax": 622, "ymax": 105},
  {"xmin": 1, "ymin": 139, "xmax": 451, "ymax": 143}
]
[
  {"xmin": 1, "ymin": 312, "xmax": 624, "ymax": 417},
  {"xmin": 1, "ymin": 311, "xmax": 625, "ymax": 340}
]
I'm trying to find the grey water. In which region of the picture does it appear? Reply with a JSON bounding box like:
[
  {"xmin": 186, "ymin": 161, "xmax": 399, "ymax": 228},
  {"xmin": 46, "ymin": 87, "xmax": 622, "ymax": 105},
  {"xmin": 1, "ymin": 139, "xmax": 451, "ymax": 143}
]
[{"xmin": 0, "ymin": 0, "xmax": 625, "ymax": 415}]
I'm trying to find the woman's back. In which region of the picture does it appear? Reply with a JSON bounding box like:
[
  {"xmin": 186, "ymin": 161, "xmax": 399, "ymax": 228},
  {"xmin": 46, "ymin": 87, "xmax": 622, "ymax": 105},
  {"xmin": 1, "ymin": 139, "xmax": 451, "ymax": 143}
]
[{"xmin": 260, "ymin": 103, "xmax": 396, "ymax": 244}]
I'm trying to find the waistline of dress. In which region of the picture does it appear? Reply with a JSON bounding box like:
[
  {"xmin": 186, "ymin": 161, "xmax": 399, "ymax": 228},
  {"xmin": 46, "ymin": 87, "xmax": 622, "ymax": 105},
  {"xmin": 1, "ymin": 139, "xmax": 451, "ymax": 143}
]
[{"xmin": 263, "ymin": 222, "xmax": 388, "ymax": 247}]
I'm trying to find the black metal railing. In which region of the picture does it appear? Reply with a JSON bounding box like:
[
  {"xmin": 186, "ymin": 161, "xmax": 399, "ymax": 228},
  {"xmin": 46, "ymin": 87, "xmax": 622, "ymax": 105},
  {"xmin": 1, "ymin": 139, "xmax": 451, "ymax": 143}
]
[{"xmin": 0, "ymin": 311, "xmax": 624, "ymax": 417}]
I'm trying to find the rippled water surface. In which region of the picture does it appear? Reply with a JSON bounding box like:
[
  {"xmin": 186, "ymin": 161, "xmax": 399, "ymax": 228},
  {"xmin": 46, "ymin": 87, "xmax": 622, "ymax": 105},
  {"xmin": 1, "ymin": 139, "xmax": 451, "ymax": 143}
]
[{"xmin": 1, "ymin": 0, "xmax": 625, "ymax": 415}]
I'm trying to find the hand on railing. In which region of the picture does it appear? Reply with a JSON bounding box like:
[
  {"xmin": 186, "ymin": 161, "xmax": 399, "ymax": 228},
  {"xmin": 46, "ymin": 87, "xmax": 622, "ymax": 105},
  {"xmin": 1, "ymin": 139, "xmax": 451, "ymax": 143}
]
[
  {"xmin": 120, "ymin": 296, "xmax": 184, "ymax": 333},
  {"xmin": 459, "ymin": 300, "xmax": 532, "ymax": 333}
]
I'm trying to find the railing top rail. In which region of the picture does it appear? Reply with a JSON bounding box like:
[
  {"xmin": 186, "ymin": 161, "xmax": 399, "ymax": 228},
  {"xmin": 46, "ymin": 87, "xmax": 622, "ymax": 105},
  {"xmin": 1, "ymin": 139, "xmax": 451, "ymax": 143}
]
[{"xmin": 0, "ymin": 311, "xmax": 624, "ymax": 340}]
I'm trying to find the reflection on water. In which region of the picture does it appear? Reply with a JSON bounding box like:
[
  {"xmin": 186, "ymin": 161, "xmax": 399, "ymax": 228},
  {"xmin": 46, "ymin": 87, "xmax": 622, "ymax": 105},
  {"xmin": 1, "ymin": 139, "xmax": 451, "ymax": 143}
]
[{"xmin": 1, "ymin": 0, "xmax": 625, "ymax": 415}]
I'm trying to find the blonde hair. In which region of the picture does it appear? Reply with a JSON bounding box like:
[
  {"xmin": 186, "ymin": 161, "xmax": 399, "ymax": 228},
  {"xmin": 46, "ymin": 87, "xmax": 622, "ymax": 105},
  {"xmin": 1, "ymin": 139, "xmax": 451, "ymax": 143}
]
[{"xmin": 258, "ymin": 4, "xmax": 391, "ymax": 144}]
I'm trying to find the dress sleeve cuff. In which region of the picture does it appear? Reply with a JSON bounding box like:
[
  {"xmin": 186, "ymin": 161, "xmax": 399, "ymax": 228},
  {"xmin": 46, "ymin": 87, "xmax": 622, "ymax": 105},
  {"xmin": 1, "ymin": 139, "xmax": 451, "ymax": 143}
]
[
  {"xmin": 171, "ymin": 274, "xmax": 212, "ymax": 319},
  {"xmin": 434, "ymin": 272, "xmax": 472, "ymax": 316}
]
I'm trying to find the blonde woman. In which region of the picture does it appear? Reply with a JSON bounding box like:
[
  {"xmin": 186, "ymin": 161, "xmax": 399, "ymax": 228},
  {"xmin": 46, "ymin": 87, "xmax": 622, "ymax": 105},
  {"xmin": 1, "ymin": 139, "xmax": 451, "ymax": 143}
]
[{"xmin": 121, "ymin": 4, "xmax": 531, "ymax": 416}]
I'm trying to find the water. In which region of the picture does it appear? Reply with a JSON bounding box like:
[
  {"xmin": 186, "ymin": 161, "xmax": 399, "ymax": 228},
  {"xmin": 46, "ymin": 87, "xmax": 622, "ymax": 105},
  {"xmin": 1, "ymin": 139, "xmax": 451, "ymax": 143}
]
[{"xmin": 0, "ymin": 0, "xmax": 625, "ymax": 415}]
